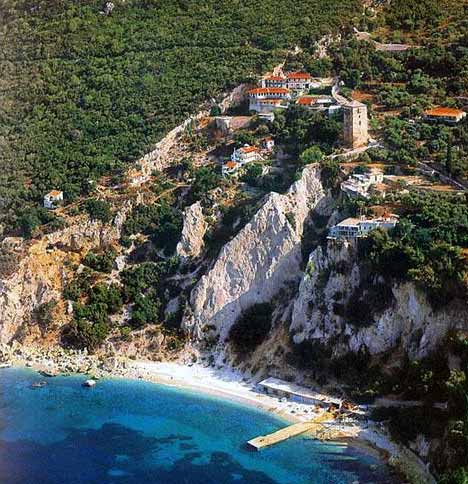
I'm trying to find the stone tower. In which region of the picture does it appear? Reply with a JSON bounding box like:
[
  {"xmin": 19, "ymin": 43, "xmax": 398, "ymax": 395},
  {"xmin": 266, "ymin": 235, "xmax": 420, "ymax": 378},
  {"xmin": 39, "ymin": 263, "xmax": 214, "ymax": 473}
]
[{"xmin": 343, "ymin": 101, "xmax": 368, "ymax": 149}]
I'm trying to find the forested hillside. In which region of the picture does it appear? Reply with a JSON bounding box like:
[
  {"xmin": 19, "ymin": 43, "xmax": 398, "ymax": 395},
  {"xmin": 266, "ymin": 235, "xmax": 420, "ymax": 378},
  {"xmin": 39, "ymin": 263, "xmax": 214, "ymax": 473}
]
[{"xmin": 0, "ymin": 0, "xmax": 359, "ymax": 232}]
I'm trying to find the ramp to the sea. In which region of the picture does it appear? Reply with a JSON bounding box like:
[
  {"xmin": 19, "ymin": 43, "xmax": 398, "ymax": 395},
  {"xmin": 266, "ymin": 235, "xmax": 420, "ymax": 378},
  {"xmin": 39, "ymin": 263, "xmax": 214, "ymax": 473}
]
[{"xmin": 247, "ymin": 411, "xmax": 334, "ymax": 450}]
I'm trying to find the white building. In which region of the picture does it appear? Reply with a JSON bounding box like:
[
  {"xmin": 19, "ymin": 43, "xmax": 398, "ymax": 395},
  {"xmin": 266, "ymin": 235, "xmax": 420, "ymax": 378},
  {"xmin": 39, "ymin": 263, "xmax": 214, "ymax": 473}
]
[
  {"xmin": 231, "ymin": 145, "xmax": 260, "ymax": 164},
  {"xmin": 286, "ymin": 72, "xmax": 312, "ymax": 92},
  {"xmin": 262, "ymin": 137, "xmax": 275, "ymax": 151},
  {"xmin": 43, "ymin": 190, "xmax": 63, "ymax": 209},
  {"xmin": 222, "ymin": 160, "xmax": 239, "ymax": 177},
  {"xmin": 248, "ymin": 87, "xmax": 290, "ymax": 113},
  {"xmin": 261, "ymin": 75, "xmax": 287, "ymax": 89},
  {"xmin": 258, "ymin": 112, "xmax": 275, "ymax": 122},
  {"xmin": 328, "ymin": 214, "xmax": 398, "ymax": 239},
  {"xmin": 341, "ymin": 171, "xmax": 384, "ymax": 199}
]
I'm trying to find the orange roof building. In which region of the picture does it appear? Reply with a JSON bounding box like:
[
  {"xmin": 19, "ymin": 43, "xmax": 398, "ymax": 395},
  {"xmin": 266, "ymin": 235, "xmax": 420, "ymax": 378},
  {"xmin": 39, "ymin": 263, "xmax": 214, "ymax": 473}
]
[
  {"xmin": 424, "ymin": 107, "xmax": 466, "ymax": 123},
  {"xmin": 231, "ymin": 144, "xmax": 261, "ymax": 164},
  {"xmin": 287, "ymin": 72, "xmax": 312, "ymax": 80},
  {"xmin": 248, "ymin": 87, "xmax": 290, "ymax": 97},
  {"xmin": 44, "ymin": 190, "xmax": 64, "ymax": 209},
  {"xmin": 297, "ymin": 96, "xmax": 318, "ymax": 106}
]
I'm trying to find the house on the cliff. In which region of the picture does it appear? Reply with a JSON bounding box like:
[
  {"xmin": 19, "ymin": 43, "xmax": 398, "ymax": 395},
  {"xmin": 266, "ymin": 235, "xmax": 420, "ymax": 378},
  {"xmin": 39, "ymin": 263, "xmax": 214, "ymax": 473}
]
[
  {"xmin": 328, "ymin": 214, "xmax": 398, "ymax": 239},
  {"xmin": 231, "ymin": 145, "xmax": 260, "ymax": 164},
  {"xmin": 43, "ymin": 190, "xmax": 63, "ymax": 209},
  {"xmin": 340, "ymin": 170, "xmax": 384, "ymax": 199},
  {"xmin": 222, "ymin": 144, "xmax": 261, "ymax": 176}
]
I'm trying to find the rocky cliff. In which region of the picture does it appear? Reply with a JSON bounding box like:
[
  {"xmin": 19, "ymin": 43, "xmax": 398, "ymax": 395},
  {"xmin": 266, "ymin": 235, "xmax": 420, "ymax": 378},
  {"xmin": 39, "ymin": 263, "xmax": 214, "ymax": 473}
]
[
  {"xmin": 183, "ymin": 164, "xmax": 329, "ymax": 342},
  {"xmin": 176, "ymin": 201, "xmax": 207, "ymax": 261},
  {"xmin": 0, "ymin": 214, "xmax": 127, "ymax": 346},
  {"xmin": 290, "ymin": 239, "xmax": 468, "ymax": 361}
]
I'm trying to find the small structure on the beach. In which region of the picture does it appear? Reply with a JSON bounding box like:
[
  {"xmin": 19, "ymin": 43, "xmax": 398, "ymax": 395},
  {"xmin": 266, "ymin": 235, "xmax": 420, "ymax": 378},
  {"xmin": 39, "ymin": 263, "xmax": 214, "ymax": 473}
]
[
  {"xmin": 43, "ymin": 190, "xmax": 64, "ymax": 209},
  {"xmin": 423, "ymin": 107, "xmax": 466, "ymax": 124},
  {"xmin": 258, "ymin": 377, "xmax": 341, "ymax": 406}
]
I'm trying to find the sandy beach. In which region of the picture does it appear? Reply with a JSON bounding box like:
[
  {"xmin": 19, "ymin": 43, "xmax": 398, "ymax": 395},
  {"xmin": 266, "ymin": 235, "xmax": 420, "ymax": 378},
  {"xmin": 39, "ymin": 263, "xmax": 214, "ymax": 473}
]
[{"xmin": 0, "ymin": 344, "xmax": 435, "ymax": 483}]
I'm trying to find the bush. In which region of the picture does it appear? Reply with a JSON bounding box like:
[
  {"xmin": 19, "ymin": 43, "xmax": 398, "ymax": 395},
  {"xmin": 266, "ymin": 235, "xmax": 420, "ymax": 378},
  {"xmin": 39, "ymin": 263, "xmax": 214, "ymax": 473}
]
[
  {"xmin": 228, "ymin": 303, "xmax": 273, "ymax": 354},
  {"xmin": 62, "ymin": 318, "xmax": 109, "ymax": 351},
  {"xmin": 84, "ymin": 199, "xmax": 112, "ymax": 223},
  {"xmin": 83, "ymin": 249, "xmax": 116, "ymax": 273},
  {"xmin": 123, "ymin": 201, "xmax": 182, "ymax": 253},
  {"xmin": 319, "ymin": 158, "xmax": 340, "ymax": 189}
]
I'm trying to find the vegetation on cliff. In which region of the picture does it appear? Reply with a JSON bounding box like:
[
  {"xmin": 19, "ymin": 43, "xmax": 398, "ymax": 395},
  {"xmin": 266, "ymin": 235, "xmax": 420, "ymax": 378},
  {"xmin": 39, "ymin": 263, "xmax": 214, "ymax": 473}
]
[{"xmin": 0, "ymin": 0, "xmax": 359, "ymax": 232}]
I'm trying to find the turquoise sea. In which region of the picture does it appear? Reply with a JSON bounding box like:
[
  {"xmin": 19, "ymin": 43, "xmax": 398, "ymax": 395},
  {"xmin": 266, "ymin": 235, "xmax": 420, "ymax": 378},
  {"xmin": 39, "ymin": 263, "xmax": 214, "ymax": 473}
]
[{"xmin": 0, "ymin": 367, "xmax": 398, "ymax": 483}]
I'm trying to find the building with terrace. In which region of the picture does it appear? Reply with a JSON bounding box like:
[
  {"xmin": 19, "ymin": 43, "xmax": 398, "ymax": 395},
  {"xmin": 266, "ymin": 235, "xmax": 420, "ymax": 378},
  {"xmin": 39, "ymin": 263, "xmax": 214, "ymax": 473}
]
[
  {"xmin": 231, "ymin": 145, "xmax": 260, "ymax": 165},
  {"xmin": 286, "ymin": 72, "xmax": 313, "ymax": 91},
  {"xmin": 248, "ymin": 87, "xmax": 290, "ymax": 113},
  {"xmin": 328, "ymin": 214, "xmax": 398, "ymax": 240},
  {"xmin": 341, "ymin": 170, "xmax": 384, "ymax": 199}
]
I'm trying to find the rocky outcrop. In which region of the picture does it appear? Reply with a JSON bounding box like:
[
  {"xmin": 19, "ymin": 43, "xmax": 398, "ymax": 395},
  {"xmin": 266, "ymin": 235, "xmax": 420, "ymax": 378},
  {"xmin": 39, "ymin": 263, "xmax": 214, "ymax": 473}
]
[
  {"xmin": 176, "ymin": 202, "xmax": 207, "ymax": 260},
  {"xmin": 291, "ymin": 239, "xmax": 468, "ymax": 360},
  {"xmin": 0, "ymin": 216, "xmax": 125, "ymax": 345},
  {"xmin": 183, "ymin": 164, "xmax": 327, "ymax": 341}
]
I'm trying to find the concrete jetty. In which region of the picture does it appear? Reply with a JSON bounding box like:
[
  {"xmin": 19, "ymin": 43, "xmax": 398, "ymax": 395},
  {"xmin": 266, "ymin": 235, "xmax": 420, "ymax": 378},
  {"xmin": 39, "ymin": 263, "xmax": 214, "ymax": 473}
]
[{"xmin": 247, "ymin": 411, "xmax": 334, "ymax": 450}]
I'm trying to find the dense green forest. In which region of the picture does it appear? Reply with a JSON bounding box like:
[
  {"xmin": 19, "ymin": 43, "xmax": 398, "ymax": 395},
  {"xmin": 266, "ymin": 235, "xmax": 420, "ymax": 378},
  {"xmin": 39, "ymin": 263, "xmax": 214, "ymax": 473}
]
[{"xmin": 0, "ymin": 0, "xmax": 359, "ymax": 233}]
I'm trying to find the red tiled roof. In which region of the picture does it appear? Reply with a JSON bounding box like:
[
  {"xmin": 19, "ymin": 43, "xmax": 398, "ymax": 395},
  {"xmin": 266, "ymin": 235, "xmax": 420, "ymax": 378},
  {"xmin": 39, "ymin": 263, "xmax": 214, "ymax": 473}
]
[
  {"xmin": 287, "ymin": 72, "xmax": 312, "ymax": 79},
  {"xmin": 240, "ymin": 146, "xmax": 259, "ymax": 154},
  {"xmin": 424, "ymin": 107, "xmax": 466, "ymax": 117},
  {"xmin": 47, "ymin": 190, "xmax": 62, "ymax": 197},
  {"xmin": 226, "ymin": 161, "xmax": 237, "ymax": 169},
  {"xmin": 297, "ymin": 96, "xmax": 317, "ymax": 106},
  {"xmin": 249, "ymin": 87, "xmax": 289, "ymax": 95}
]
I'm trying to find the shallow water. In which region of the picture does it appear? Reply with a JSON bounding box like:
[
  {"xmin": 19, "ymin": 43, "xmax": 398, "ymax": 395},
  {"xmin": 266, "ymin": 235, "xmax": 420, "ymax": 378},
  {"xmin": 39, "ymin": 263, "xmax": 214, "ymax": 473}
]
[{"xmin": 0, "ymin": 367, "xmax": 397, "ymax": 484}]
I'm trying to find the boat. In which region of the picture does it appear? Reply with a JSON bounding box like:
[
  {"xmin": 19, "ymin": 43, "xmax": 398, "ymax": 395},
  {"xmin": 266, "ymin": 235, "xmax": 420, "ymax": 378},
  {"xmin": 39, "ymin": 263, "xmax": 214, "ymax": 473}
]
[
  {"xmin": 31, "ymin": 381, "xmax": 47, "ymax": 389},
  {"xmin": 82, "ymin": 379, "xmax": 96, "ymax": 388}
]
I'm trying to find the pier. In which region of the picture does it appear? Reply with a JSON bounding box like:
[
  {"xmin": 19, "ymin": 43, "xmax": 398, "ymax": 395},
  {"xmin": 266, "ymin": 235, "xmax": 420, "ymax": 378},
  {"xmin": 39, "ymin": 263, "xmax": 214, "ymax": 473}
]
[{"xmin": 247, "ymin": 411, "xmax": 334, "ymax": 450}]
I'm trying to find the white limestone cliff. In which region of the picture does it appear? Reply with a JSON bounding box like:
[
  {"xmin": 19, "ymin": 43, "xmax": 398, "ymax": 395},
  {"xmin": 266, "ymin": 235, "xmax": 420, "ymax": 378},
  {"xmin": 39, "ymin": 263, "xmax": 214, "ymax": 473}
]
[
  {"xmin": 183, "ymin": 164, "xmax": 327, "ymax": 341},
  {"xmin": 291, "ymin": 239, "xmax": 468, "ymax": 360},
  {"xmin": 176, "ymin": 202, "xmax": 207, "ymax": 261}
]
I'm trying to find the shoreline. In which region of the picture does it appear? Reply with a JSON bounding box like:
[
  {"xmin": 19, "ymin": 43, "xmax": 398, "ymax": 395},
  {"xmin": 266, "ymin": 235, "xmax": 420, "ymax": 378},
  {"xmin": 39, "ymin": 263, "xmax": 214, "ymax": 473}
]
[{"xmin": 0, "ymin": 345, "xmax": 435, "ymax": 483}]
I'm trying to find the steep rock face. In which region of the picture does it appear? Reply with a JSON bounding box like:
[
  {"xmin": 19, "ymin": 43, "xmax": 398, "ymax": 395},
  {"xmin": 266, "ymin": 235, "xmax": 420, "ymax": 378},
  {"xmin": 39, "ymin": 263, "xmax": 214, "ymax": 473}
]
[
  {"xmin": 0, "ymin": 217, "xmax": 125, "ymax": 345},
  {"xmin": 183, "ymin": 164, "xmax": 327, "ymax": 341},
  {"xmin": 176, "ymin": 202, "xmax": 207, "ymax": 260},
  {"xmin": 291, "ymin": 240, "xmax": 468, "ymax": 360}
]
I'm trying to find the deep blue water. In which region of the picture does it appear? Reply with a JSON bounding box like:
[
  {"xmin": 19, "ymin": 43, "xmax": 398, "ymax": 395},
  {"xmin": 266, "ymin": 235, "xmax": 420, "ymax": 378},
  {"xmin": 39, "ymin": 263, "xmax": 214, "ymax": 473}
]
[{"xmin": 0, "ymin": 368, "xmax": 397, "ymax": 484}]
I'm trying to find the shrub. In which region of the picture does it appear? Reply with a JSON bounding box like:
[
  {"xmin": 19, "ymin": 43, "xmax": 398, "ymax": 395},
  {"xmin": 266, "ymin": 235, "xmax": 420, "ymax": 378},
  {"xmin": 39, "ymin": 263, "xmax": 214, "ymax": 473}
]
[
  {"xmin": 229, "ymin": 303, "xmax": 273, "ymax": 354},
  {"xmin": 84, "ymin": 199, "xmax": 112, "ymax": 223},
  {"xmin": 83, "ymin": 249, "xmax": 116, "ymax": 273}
]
